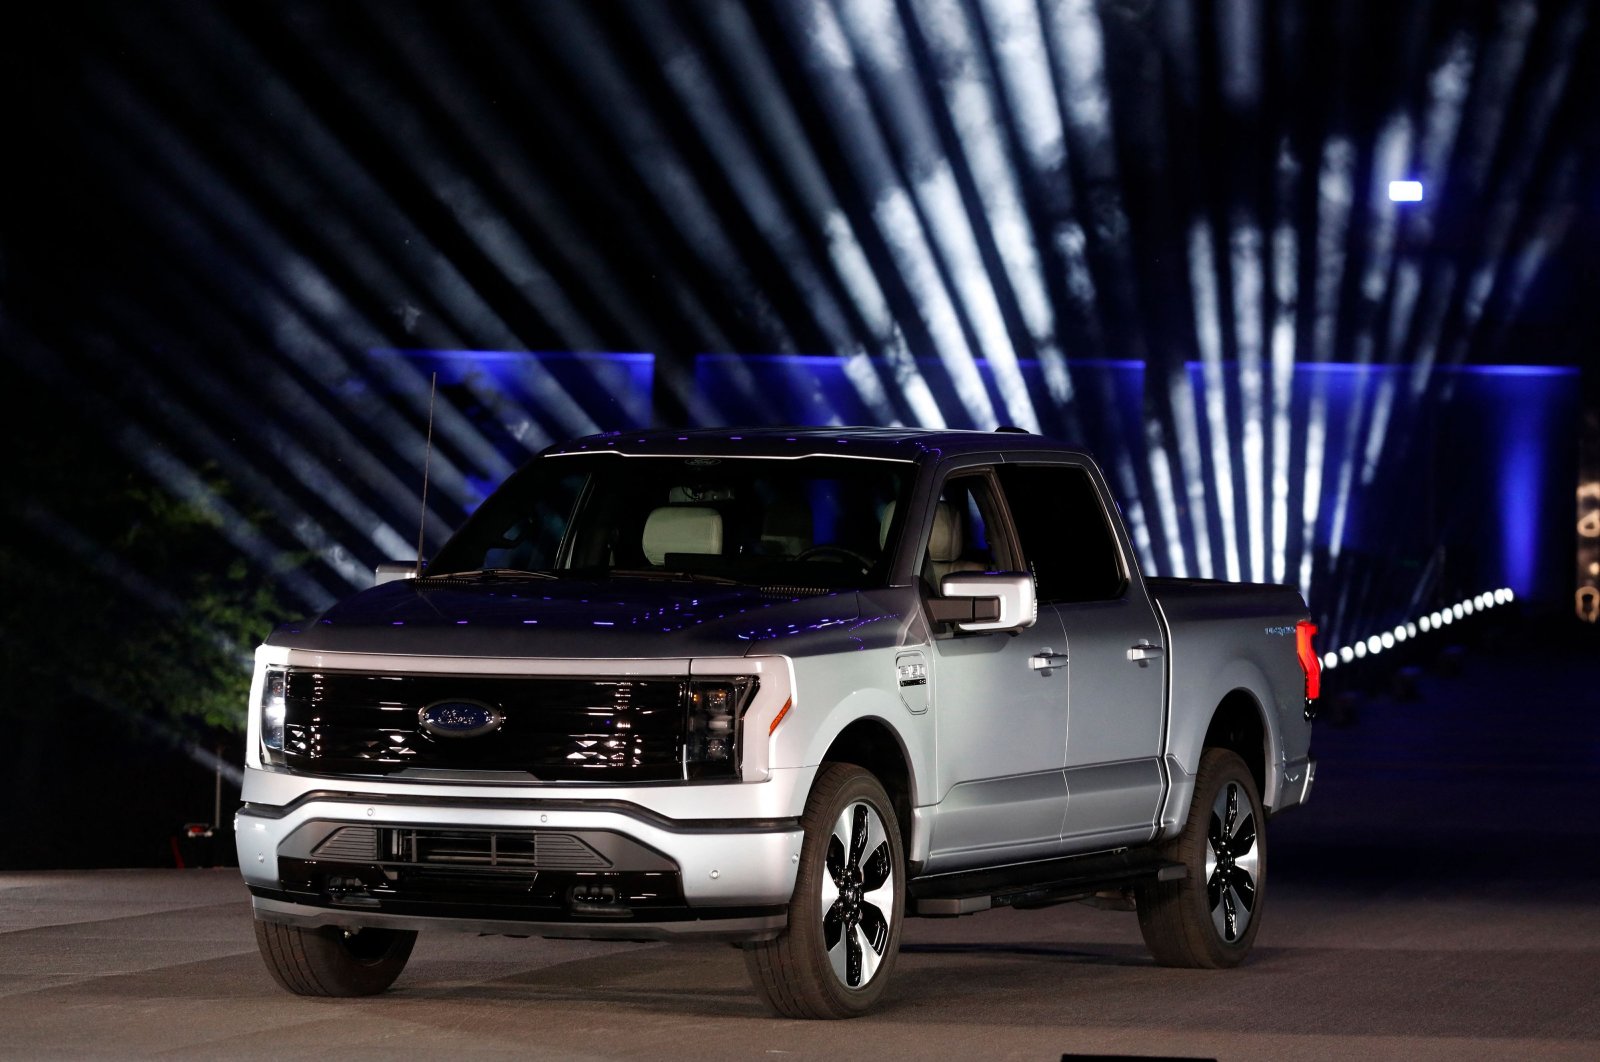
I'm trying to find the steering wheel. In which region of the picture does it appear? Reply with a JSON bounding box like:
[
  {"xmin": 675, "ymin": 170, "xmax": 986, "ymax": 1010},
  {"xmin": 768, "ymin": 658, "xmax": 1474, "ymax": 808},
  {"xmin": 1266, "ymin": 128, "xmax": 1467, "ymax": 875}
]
[{"xmin": 794, "ymin": 545, "xmax": 873, "ymax": 570}]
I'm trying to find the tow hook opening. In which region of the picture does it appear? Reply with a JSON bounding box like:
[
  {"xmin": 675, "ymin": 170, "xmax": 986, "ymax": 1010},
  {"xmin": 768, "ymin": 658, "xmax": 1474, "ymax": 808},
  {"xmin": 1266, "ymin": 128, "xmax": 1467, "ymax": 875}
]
[
  {"xmin": 567, "ymin": 883, "xmax": 634, "ymax": 919},
  {"xmin": 325, "ymin": 874, "xmax": 380, "ymax": 908}
]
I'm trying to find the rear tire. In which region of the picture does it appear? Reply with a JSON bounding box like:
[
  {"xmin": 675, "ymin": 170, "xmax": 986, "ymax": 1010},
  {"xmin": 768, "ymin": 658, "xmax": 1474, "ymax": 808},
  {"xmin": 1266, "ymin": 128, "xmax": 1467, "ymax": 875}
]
[
  {"xmin": 744, "ymin": 763, "xmax": 904, "ymax": 1019},
  {"xmin": 254, "ymin": 920, "xmax": 416, "ymax": 997},
  {"xmin": 1137, "ymin": 748, "xmax": 1266, "ymax": 968}
]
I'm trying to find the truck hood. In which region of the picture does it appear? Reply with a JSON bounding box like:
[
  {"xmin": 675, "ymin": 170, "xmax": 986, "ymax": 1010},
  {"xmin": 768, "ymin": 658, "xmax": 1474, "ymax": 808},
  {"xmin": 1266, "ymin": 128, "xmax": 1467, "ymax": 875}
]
[{"xmin": 265, "ymin": 577, "xmax": 898, "ymax": 659}]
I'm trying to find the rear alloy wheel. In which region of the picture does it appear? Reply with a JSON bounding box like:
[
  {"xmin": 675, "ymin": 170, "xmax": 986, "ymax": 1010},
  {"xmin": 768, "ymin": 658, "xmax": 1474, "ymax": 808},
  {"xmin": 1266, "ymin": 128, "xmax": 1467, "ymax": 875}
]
[
  {"xmin": 744, "ymin": 763, "xmax": 904, "ymax": 1018},
  {"xmin": 254, "ymin": 920, "xmax": 417, "ymax": 997},
  {"xmin": 1136, "ymin": 747, "xmax": 1266, "ymax": 968}
]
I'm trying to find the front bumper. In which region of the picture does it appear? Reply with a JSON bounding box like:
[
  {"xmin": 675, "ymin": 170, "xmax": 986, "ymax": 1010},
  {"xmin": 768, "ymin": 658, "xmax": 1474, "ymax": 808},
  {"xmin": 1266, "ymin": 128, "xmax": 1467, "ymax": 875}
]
[{"xmin": 236, "ymin": 776, "xmax": 807, "ymax": 941}]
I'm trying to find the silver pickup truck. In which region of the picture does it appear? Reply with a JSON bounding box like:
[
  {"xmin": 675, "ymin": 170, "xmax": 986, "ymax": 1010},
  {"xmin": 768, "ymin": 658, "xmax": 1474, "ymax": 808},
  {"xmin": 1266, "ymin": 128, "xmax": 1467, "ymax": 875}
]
[{"xmin": 237, "ymin": 427, "xmax": 1319, "ymax": 1018}]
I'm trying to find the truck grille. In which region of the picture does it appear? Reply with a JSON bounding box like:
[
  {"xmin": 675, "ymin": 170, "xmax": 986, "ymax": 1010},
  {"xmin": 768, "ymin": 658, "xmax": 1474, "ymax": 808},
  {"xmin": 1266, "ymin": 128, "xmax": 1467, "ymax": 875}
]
[{"xmin": 279, "ymin": 670, "xmax": 692, "ymax": 780}]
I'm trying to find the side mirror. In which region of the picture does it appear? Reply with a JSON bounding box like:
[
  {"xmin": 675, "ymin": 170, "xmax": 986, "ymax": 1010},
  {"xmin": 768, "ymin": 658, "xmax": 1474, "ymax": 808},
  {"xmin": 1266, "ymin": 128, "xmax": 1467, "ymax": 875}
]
[
  {"xmin": 930, "ymin": 571, "xmax": 1037, "ymax": 632},
  {"xmin": 375, "ymin": 561, "xmax": 422, "ymax": 586}
]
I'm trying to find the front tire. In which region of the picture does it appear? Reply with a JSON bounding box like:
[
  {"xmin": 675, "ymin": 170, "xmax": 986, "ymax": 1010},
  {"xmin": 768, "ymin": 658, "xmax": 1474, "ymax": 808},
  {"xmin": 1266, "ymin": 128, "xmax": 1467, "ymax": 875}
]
[
  {"xmin": 1137, "ymin": 748, "xmax": 1266, "ymax": 968},
  {"xmin": 254, "ymin": 920, "xmax": 417, "ymax": 997},
  {"xmin": 744, "ymin": 763, "xmax": 904, "ymax": 1019}
]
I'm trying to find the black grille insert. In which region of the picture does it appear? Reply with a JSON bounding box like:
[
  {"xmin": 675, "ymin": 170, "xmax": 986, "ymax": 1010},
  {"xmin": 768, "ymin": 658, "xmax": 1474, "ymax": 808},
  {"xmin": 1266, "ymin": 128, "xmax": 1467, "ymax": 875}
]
[{"xmin": 279, "ymin": 670, "xmax": 694, "ymax": 780}]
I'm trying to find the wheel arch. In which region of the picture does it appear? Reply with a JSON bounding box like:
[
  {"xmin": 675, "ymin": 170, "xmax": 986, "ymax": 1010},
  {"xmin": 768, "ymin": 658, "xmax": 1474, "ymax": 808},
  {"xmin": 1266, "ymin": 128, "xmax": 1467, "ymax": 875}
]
[
  {"xmin": 820, "ymin": 718, "xmax": 916, "ymax": 871},
  {"xmin": 1202, "ymin": 689, "xmax": 1273, "ymax": 805}
]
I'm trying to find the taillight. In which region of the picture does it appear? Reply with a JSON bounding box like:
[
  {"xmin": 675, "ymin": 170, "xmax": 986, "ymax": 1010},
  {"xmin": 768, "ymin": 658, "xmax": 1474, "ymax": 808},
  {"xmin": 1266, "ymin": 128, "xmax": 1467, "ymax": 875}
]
[{"xmin": 1295, "ymin": 620, "xmax": 1321, "ymax": 702}]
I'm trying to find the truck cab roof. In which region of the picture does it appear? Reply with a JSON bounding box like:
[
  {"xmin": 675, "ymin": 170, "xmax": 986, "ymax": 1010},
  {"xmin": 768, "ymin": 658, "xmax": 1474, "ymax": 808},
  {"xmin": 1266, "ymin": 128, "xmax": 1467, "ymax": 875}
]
[{"xmin": 545, "ymin": 426, "xmax": 1095, "ymax": 464}]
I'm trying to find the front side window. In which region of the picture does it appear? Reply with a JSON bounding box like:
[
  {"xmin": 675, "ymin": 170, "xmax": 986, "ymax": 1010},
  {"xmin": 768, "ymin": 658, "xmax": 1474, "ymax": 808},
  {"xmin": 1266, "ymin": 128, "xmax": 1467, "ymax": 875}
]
[
  {"xmin": 921, "ymin": 474, "xmax": 1003, "ymax": 583},
  {"xmin": 430, "ymin": 454, "xmax": 911, "ymax": 590}
]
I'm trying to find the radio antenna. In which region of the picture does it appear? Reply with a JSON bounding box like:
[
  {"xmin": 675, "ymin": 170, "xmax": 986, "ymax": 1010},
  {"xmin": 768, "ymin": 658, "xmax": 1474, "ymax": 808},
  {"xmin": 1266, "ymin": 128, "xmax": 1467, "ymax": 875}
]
[{"xmin": 414, "ymin": 371, "xmax": 437, "ymax": 579}]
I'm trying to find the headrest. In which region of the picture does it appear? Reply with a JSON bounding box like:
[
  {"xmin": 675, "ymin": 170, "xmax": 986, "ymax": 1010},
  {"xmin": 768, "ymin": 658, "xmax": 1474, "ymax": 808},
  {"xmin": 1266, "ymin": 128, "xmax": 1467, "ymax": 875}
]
[
  {"xmin": 928, "ymin": 501, "xmax": 962, "ymax": 562},
  {"xmin": 642, "ymin": 506, "xmax": 723, "ymax": 565}
]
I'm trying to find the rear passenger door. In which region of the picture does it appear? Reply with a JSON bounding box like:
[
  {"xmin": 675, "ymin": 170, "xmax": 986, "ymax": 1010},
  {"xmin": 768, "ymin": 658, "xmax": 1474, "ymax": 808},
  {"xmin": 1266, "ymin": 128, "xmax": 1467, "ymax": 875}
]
[{"xmin": 996, "ymin": 462, "xmax": 1167, "ymax": 850}]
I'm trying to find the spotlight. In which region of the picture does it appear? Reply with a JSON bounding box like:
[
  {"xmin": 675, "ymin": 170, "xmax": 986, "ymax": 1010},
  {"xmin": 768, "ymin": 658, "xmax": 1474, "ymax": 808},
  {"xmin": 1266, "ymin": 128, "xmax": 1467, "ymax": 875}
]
[
  {"xmin": 1366, "ymin": 635, "xmax": 1383, "ymax": 656},
  {"xmin": 1419, "ymin": 615, "xmax": 1432, "ymax": 632},
  {"xmin": 1381, "ymin": 632, "xmax": 1395, "ymax": 650},
  {"xmin": 1388, "ymin": 180, "xmax": 1424, "ymax": 202},
  {"xmin": 1452, "ymin": 603, "xmax": 1465, "ymax": 620},
  {"xmin": 1323, "ymin": 652, "xmax": 1339, "ymax": 670},
  {"xmin": 1406, "ymin": 623, "xmax": 1418, "ymax": 638},
  {"xmin": 1355, "ymin": 642, "xmax": 1368, "ymax": 659},
  {"xmin": 1341, "ymin": 646, "xmax": 1355, "ymax": 663}
]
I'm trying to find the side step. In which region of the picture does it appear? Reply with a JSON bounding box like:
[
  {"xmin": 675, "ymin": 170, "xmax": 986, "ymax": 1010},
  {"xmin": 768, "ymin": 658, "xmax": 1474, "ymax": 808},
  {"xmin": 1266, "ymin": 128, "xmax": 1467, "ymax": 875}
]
[{"xmin": 909, "ymin": 848, "xmax": 1187, "ymax": 917}]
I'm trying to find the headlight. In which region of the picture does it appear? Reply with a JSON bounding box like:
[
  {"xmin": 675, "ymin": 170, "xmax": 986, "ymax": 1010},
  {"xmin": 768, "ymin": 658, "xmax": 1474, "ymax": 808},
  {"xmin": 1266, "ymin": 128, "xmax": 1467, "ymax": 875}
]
[
  {"xmin": 685, "ymin": 678, "xmax": 756, "ymax": 778},
  {"xmin": 260, "ymin": 666, "xmax": 287, "ymax": 763}
]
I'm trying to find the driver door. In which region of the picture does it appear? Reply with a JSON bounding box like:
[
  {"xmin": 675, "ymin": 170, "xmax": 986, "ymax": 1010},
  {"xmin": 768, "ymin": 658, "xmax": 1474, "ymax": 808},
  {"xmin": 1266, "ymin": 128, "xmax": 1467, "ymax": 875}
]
[{"xmin": 923, "ymin": 468, "xmax": 1069, "ymax": 871}]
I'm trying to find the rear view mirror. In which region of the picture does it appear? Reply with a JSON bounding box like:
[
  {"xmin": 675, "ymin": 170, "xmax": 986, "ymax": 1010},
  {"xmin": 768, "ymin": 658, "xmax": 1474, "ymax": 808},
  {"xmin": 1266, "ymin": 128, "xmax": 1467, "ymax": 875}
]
[{"xmin": 930, "ymin": 571, "xmax": 1037, "ymax": 632}]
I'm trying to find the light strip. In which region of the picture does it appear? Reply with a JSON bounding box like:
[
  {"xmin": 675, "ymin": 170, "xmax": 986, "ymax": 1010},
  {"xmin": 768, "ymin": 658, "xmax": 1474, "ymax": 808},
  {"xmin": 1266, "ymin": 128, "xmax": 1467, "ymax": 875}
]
[{"xmin": 1319, "ymin": 588, "xmax": 1515, "ymax": 671}]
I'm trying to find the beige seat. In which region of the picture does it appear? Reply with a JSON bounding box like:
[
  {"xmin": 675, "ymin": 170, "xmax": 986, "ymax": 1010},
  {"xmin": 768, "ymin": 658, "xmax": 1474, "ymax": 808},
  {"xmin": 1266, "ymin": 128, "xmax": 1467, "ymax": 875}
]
[
  {"xmin": 927, "ymin": 500, "xmax": 986, "ymax": 580},
  {"xmin": 641, "ymin": 506, "xmax": 723, "ymax": 565},
  {"xmin": 883, "ymin": 499, "xmax": 987, "ymax": 582}
]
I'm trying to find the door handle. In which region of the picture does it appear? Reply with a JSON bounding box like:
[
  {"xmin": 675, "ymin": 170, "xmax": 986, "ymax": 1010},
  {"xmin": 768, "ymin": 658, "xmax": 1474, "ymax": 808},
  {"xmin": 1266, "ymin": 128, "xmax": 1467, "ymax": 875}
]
[
  {"xmin": 1127, "ymin": 643, "xmax": 1164, "ymax": 662},
  {"xmin": 1030, "ymin": 651, "xmax": 1068, "ymax": 672}
]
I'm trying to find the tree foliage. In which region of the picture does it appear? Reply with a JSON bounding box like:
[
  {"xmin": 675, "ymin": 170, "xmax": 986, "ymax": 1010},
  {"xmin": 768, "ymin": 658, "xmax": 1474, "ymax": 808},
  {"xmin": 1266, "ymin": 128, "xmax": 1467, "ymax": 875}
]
[{"xmin": 1, "ymin": 380, "xmax": 303, "ymax": 734}]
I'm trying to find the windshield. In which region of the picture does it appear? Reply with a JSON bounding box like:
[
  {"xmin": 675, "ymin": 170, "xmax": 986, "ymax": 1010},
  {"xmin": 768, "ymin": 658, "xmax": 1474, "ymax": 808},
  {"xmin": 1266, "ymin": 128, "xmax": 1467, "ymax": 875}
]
[{"xmin": 429, "ymin": 453, "xmax": 912, "ymax": 591}]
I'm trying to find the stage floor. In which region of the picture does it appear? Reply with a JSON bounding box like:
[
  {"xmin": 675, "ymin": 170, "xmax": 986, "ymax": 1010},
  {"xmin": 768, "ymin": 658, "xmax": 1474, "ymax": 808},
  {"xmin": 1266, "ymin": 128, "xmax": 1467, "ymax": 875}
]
[{"xmin": 4, "ymin": 625, "xmax": 1599, "ymax": 1059}]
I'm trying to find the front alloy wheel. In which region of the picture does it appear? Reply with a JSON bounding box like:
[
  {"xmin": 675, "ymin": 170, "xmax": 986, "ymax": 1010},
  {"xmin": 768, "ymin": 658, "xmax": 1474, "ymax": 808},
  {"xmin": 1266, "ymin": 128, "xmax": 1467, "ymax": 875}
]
[
  {"xmin": 745, "ymin": 763, "xmax": 904, "ymax": 1018},
  {"xmin": 821, "ymin": 797, "xmax": 896, "ymax": 988}
]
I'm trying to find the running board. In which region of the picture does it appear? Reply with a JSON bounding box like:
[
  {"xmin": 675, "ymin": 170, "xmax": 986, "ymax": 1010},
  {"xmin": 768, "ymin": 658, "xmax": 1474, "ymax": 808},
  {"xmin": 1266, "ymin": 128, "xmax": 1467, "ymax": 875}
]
[{"xmin": 909, "ymin": 849, "xmax": 1187, "ymax": 917}]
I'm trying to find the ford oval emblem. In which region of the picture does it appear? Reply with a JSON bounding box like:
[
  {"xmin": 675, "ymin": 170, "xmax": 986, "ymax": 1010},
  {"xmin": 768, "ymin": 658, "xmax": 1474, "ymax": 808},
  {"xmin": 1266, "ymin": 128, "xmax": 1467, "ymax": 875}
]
[{"xmin": 418, "ymin": 700, "xmax": 504, "ymax": 738}]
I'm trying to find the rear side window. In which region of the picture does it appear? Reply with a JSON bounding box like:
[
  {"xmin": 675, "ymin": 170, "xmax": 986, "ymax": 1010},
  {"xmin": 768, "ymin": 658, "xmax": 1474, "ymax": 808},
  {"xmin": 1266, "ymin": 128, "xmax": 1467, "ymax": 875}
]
[{"xmin": 996, "ymin": 464, "xmax": 1126, "ymax": 603}]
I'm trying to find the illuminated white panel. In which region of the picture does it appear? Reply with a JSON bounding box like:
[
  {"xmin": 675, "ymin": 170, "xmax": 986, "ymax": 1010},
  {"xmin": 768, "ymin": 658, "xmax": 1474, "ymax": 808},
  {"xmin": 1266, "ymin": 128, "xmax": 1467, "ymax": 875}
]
[
  {"xmin": 918, "ymin": 0, "xmax": 1069, "ymax": 409},
  {"xmin": 873, "ymin": 187, "xmax": 999, "ymax": 427},
  {"xmin": 633, "ymin": 1, "xmax": 899, "ymax": 425},
  {"xmin": 1269, "ymin": 176, "xmax": 1298, "ymax": 585},
  {"xmin": 698, "ymin": 3, "xmax": 937, "ymax": 424},
  {"xmin": 1189, "ymin": 221, "xmax": 1241, "ymax": 582},
  {"xmin": 1231, "ymin": 215, "xmax": 1266, "ymax": 583},
  {"xmin": 1145, "ymin": 420, "xmax": 1189, "ymax": 577},
  {"xmin": 833, "ymin": 0, "xmax": 1035, "ymax": 430},
  {"xmin": 1387, "ymin": 180, "xmax": 1424, "ymax": 201},
  {"xmin": 786, "ymin": 1, "xmax": 999, "ymax": 428},
  {"xmin": 1308, "ymin": 137, "xmax": 1353, "ymax": 561},
  {"xmin": 542, "ymin": 5, "xmax": 795, "ymax": 359},
  {"xmin": 1165, "ymin": 365, "xmax": 1214, "ymax": 578},
  {"xmin": 977, "ymin": 0, "xmax": 1064, "ymax": 171}
]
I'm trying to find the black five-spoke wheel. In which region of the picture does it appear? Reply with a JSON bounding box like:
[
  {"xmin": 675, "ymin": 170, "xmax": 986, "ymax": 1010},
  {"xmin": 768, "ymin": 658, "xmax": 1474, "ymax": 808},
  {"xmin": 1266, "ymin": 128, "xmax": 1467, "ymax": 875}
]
[
  {"xmin": 822, "ymin": 799, "xmax": 896, "ymax": 988},
  {"xmin": 744, "ymin": 763, "xmax": 904, "ymax": 1018},
  {"xmin": 1206, "ymin": 776, "xmax": 1259, "ymax": 943},
  {"xmin": 1137, "ymin": 747, "xmax": 1267, "ymax": 968}
]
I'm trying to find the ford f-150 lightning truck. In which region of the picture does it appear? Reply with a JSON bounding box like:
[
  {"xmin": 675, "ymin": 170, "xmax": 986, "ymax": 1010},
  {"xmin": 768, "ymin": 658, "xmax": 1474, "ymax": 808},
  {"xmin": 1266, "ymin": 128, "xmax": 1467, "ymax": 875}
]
[{"xmin": 237, "ymin": 427, "xmax": 1319, "ymax": 1018}]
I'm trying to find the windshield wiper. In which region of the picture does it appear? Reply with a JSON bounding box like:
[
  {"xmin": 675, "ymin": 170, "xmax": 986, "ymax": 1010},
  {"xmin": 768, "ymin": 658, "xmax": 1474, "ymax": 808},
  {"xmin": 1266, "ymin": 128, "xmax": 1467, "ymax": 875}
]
[
  {"xmin": 604, "ymin": 568, "xmax": 742, "ymax": 586},
  {"xmin": 419, "ymin": 568, "xmax": 560, "ymax": 582}
]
